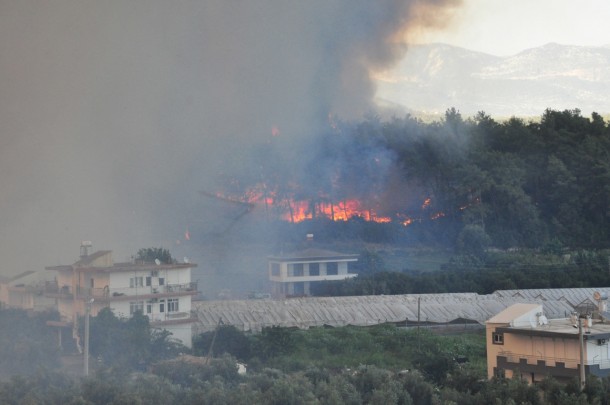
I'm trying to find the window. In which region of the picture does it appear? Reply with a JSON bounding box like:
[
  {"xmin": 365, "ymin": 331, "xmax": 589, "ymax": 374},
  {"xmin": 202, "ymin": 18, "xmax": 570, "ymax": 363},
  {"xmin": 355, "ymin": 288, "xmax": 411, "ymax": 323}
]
[
  {"xmin": 130, "ymin": 277, "xmax": 143, "ymax": 288},
  {"xmin": 129, "ymin": 301, "xmax": 144, "ymax": 315},
  {"xmin": 309, "ymin": 263, "xmax": 319, "ymax": 276},
  {"xmin": 90, "ymin": 278, "xmax": 94, "ymax": 288},
  {"xmin": 158, "ymin": 278, "xmax": 165, "ymax": 286},
  {"xmin": 159, "ymin": 300, "xmax": 165, "ymax": 313},
  {"xmin": 168, "ymin": 298, "xmax": 179, "ymax": 313},
  {"xmin": 146, "ymin": 303, "xmax": 152, "ymax": 314},
  {"xmin": 493, "ymin": 332, "xmax": 504, "ymax": 345},
  {"xmin": 293, "ymin": 264, "xmax": 304, "ymax": 277},
  {"xmin": 327, "ymin": 262, "xmax": 338, "ymax": 276},
  {"xmin": 146, "ymin": 276, "xmax": 152, "ymax": 287}
]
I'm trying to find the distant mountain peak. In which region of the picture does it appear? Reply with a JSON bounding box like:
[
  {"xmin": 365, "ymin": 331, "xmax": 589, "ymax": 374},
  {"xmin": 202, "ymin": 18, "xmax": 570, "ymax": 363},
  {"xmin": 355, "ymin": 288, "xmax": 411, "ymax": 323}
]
[{"xmin": 376, "ymin": 43, "xmax": 610, "ymax": 117}]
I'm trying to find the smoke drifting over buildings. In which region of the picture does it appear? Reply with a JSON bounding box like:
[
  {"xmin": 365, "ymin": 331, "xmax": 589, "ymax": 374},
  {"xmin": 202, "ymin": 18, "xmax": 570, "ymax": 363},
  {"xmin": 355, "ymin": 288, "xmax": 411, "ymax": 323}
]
[{"xmin": 0, "ymin": 1, "xmax": 459, "ymax": 274}]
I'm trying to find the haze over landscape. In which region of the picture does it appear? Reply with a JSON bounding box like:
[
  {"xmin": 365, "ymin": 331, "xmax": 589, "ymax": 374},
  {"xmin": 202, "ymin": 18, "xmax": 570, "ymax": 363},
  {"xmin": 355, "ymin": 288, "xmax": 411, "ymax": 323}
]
[
  {"xmin": 0, "ymin": 0, "xmax": 608, "ymax": 276},
  {"xmin": 2, "ymin": 1, "xmax": 610, "ymax": 401}
]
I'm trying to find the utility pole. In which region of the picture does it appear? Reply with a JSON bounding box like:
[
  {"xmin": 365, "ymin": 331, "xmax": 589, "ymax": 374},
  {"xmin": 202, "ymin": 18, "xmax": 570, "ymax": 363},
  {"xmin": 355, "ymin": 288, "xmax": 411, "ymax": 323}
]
[
  {"xmin": 417, "ymin": 297, "xmax": 421, "ymax": 351},
  {"xmin": 84, "ymin": 298, "xmax": 94, "ymax": 376},
  {"xmin": 578, "ymin": 315, "xmax": 585, "ymax": 391}
]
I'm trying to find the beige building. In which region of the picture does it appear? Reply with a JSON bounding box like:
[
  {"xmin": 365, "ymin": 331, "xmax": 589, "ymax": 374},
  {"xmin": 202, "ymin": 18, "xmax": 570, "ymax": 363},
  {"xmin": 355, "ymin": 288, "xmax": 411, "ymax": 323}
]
[
  {"xmin": 268, "ymin": 246, "xmax": 358, "ymax": 297},
  {"xmin": 486, "ymin": 303, "xmax": 610, "ymax": 383},
  {"xmin": 45, "ymin": 247, "xmax": 198, "ymax": 347},
  {"xmin": 0, "ymin": 271, "xmax": 56, "ymax": 312}
]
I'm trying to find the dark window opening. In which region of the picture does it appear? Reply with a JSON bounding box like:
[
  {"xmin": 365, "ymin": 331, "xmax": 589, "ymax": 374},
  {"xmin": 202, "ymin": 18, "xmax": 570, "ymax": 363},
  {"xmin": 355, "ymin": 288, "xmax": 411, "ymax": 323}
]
[{"xmin": 493, "ymin": 332, "xmax": 504, "ymax": 345}]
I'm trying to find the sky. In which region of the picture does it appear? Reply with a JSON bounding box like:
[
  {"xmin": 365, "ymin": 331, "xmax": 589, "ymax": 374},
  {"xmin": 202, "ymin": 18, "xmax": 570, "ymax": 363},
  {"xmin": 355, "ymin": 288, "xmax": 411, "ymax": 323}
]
[{"xmin": 408, "ymin": 0, "xmax": 610, "ymax": 56}]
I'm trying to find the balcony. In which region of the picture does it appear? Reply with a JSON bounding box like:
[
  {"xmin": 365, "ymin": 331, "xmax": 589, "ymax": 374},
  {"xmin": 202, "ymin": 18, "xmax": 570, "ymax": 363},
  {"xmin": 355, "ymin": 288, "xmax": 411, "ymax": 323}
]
[
  {"xmin": 44, "ymin": 281, "xmax": 198, "ymax": 300},
  {"xmin": 165, "ymin": 282, "xmax": 198, "ymax": 293},
  {"xmin": 498, "ymin": 351, "xmax": 580, "ymax": 369},
  {"xmin": 89, "ymin": 282, "xmax": 198, "ymax": 300},
  {"xmin": 149, "ymin": 311, "xmax": 192, "ymax": 325},
  {"xmin": 44, "ymin": 281, "xmax": 73, "ymax": 298}
]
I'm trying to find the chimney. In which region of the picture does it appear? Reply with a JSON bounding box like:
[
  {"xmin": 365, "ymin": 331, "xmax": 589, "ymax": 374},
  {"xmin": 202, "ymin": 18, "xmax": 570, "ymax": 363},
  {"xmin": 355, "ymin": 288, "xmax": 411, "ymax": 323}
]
[{"xmin": 80, "ymin": 241, "xmax": 92, "ymax": 259}]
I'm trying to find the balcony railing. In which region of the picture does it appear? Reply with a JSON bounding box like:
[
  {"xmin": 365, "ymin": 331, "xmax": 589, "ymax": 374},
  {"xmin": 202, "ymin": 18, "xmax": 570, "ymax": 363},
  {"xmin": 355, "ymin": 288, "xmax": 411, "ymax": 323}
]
[
  {"xmin": 496, "ymin": 350, "xmax": 610, "ymax": 371},
  {"xmin": 148, "ymin": 311, "xmax": 191, "ymax": 323},
  {"xmin": 498, "ymin": 351, "xmax": 579, "ymax": 368},
  {"xmin": 44, "ymin": 281, "xmax": 73, "ymax": 297},
  {"xmin": 44, "ymin": 281, "xmax": 198, "ymax": 299}
]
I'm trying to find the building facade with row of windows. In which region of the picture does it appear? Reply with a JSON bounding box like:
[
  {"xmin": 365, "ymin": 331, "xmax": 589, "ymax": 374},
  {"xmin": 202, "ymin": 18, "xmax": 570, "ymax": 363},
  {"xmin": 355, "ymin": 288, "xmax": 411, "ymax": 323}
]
[
  {"xmin": 268, "ymin": 247, "xmax": 358, "ymax": 297},
  {"xmin": 45, "ymin": 247, "xmax": 197, "ymax": 347},
  {"xmin": 486, "ymin": 302, "xmax": 610, "ymax": 385}
]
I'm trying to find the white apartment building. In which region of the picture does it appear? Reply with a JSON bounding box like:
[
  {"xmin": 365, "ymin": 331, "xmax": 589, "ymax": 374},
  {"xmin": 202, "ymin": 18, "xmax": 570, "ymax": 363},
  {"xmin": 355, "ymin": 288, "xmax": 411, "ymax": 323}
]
[
  {"xmin": 268, "ymin": 243, "xmax": 358, "ymax": 297},
  {"xmin": 45, "ymin": 247, "xmax": 197, "ymax": 347}
]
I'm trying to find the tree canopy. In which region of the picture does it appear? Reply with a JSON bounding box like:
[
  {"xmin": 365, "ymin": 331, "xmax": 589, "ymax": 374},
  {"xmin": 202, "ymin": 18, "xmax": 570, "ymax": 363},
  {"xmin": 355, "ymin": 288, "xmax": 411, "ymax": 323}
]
[{"xmin": 214, "ymin": 108, "xmax": 610, "ymax": 251}]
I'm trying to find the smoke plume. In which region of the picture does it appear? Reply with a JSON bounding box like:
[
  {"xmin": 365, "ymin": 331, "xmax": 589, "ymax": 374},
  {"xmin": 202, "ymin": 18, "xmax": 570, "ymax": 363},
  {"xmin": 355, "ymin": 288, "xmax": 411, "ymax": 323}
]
[{"xmin": 0, "ymin": 1, "xmax": 459, "ymax": 273}]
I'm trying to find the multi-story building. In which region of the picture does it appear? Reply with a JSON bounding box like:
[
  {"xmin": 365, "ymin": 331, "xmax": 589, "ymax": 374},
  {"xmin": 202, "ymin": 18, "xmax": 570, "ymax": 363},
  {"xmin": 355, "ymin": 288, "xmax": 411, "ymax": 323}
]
[
  {"xmin": 486, "ymin": 302, "xmax": 610, "ymax": 384},
  {"xmin": 268, "ymin": 236, "xmax": 358, "ymax": 297},
  {"xmin": 45, "ymin": 245, "xmax": 197, "ymax": 347},
  {"xmin": 0, "ymin": 271, "xmax": 56, "ymax": 311}
]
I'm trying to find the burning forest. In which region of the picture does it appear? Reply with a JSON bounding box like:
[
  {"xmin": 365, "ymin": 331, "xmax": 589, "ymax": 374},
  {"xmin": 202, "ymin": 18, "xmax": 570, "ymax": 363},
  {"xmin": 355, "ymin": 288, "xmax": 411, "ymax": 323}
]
[{"xmin": 0, "ymin": 0, "xmax": 463, "ymax": 273}]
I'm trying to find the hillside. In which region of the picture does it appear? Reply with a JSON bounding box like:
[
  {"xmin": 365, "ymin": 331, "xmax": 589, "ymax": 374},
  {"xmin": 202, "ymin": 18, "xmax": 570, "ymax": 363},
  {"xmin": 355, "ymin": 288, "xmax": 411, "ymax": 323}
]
[{"xmin": 375, "ymin": 43, "xmax": 610, "ymax": 117}]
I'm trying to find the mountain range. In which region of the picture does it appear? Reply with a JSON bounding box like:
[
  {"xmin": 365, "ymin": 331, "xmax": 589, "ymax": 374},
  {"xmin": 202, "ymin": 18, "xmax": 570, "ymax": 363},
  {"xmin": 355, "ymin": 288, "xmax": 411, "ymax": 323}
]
[{"xmin": 375, "ymin": 43, "xmax": 610, "ymax": 118}]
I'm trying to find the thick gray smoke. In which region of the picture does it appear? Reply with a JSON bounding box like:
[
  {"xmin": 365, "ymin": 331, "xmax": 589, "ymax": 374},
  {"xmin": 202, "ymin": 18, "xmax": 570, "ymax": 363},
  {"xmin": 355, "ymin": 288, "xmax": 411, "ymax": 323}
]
[{"xmin": 0, "ymin": 1, "xmax": 458, "ymax": 274}]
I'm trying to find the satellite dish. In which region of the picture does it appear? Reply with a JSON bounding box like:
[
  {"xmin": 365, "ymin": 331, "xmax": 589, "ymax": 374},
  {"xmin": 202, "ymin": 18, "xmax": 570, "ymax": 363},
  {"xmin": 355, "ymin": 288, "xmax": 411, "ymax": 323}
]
[
  {"xmin": 154, "ymin": 259, "xmax": 161, "ymax": 265},
  {"xmin": 538, "ymin": 315, "xmax": 548, "ymax": 325},
  {"xmin": 529, "ymin": 314, "xmax": 537, "ymax": 328}
]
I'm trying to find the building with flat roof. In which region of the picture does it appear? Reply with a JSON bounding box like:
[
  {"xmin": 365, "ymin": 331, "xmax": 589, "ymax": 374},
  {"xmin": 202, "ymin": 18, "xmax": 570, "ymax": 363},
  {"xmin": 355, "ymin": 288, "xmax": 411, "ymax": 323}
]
[
  {"xmin": 268, "ymin": 241, "xmax": 358, "ymax": 297},
  {"xmin": 486, "ymin": 301, "xmax": 610, "ymax": 384},
  {"xmin": 45, "ymin": 245, "xmax": 197, "ymax": 347},
  {"xmin": 0, "ymin": 271, "xmax": 56, "ymax": 311}
]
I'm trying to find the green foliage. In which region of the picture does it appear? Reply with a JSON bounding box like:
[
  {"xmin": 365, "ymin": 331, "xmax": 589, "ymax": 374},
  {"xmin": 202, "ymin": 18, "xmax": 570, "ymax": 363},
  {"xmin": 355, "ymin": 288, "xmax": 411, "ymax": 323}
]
[
  {"xmin": 135, "ymin": 247, "xmax": 174, "ymax": 264},
  {"xmin": 320, "ymin": 248, "xmax": 610, "ymax": 296},
  {"xmin": 192, "ymin": 325, "xmax": 251, "ymax": 361},
  {"xmin": 88, "ymin": 308, "xmax": 185, "ymax": 372},
  {"xmin": 256, "ymin": 326, "xmax": 297, "ymax": 360},
  {"xmin": 0, "ymin": 309, "xmax": 61, "ymax": 377},
  {"xmin": 9, "ymin": 320, "xmax": 610, "ymax": 404},
  {"xmin": 153, "ymin": 354, "xmax": 242, "ymax": 388},
  {"xmin": 353, "ymin": 249, "xmax": 386, "ymax": 275},
  {"xmin": 0, "ymin": 370, "xmax": 77, "ymax": 405},
  {"xmin": 456, "ymin": 225, "xmax": 491, "ymax": 257},
  {"xmin": 215, "ymin": 108, "xmax": 609, "ymax": 252}
]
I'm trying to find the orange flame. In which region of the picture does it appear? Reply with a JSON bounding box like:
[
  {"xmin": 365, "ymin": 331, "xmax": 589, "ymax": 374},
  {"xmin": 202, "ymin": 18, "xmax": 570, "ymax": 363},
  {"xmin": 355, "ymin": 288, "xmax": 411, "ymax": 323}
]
[
  {"xmin": 281, "ymin": 199, "xmax": 390, "ymax": 223},
  {"xmin": 212, "ymin": 187, "xmax": 466, "ymax": 228}
]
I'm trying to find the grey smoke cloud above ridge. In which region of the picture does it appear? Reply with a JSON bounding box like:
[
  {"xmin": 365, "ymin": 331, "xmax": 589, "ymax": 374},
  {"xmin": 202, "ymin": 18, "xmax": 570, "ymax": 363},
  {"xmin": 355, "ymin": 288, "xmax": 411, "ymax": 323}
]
[{"xmin": 0, "ymin": 0, "xmax": 459, "ymax": 273}]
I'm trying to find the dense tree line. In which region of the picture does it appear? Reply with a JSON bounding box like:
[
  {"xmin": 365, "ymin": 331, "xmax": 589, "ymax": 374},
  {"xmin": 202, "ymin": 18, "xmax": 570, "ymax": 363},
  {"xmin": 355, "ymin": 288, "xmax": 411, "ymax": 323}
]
[
  {"xmin": 315, "ymin": 248, "xmax": 610, "ymax": 296},
  {"xmin": 372, "ymin": 108, "xmax": 609, "ymax": 249},
  {"xmin": 223, "ymin": 108, "xmax": 610, "ymax": 252},
  {"xmin": 4, "ymin": 317, "xmax": 610, "ymax": 404}
]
